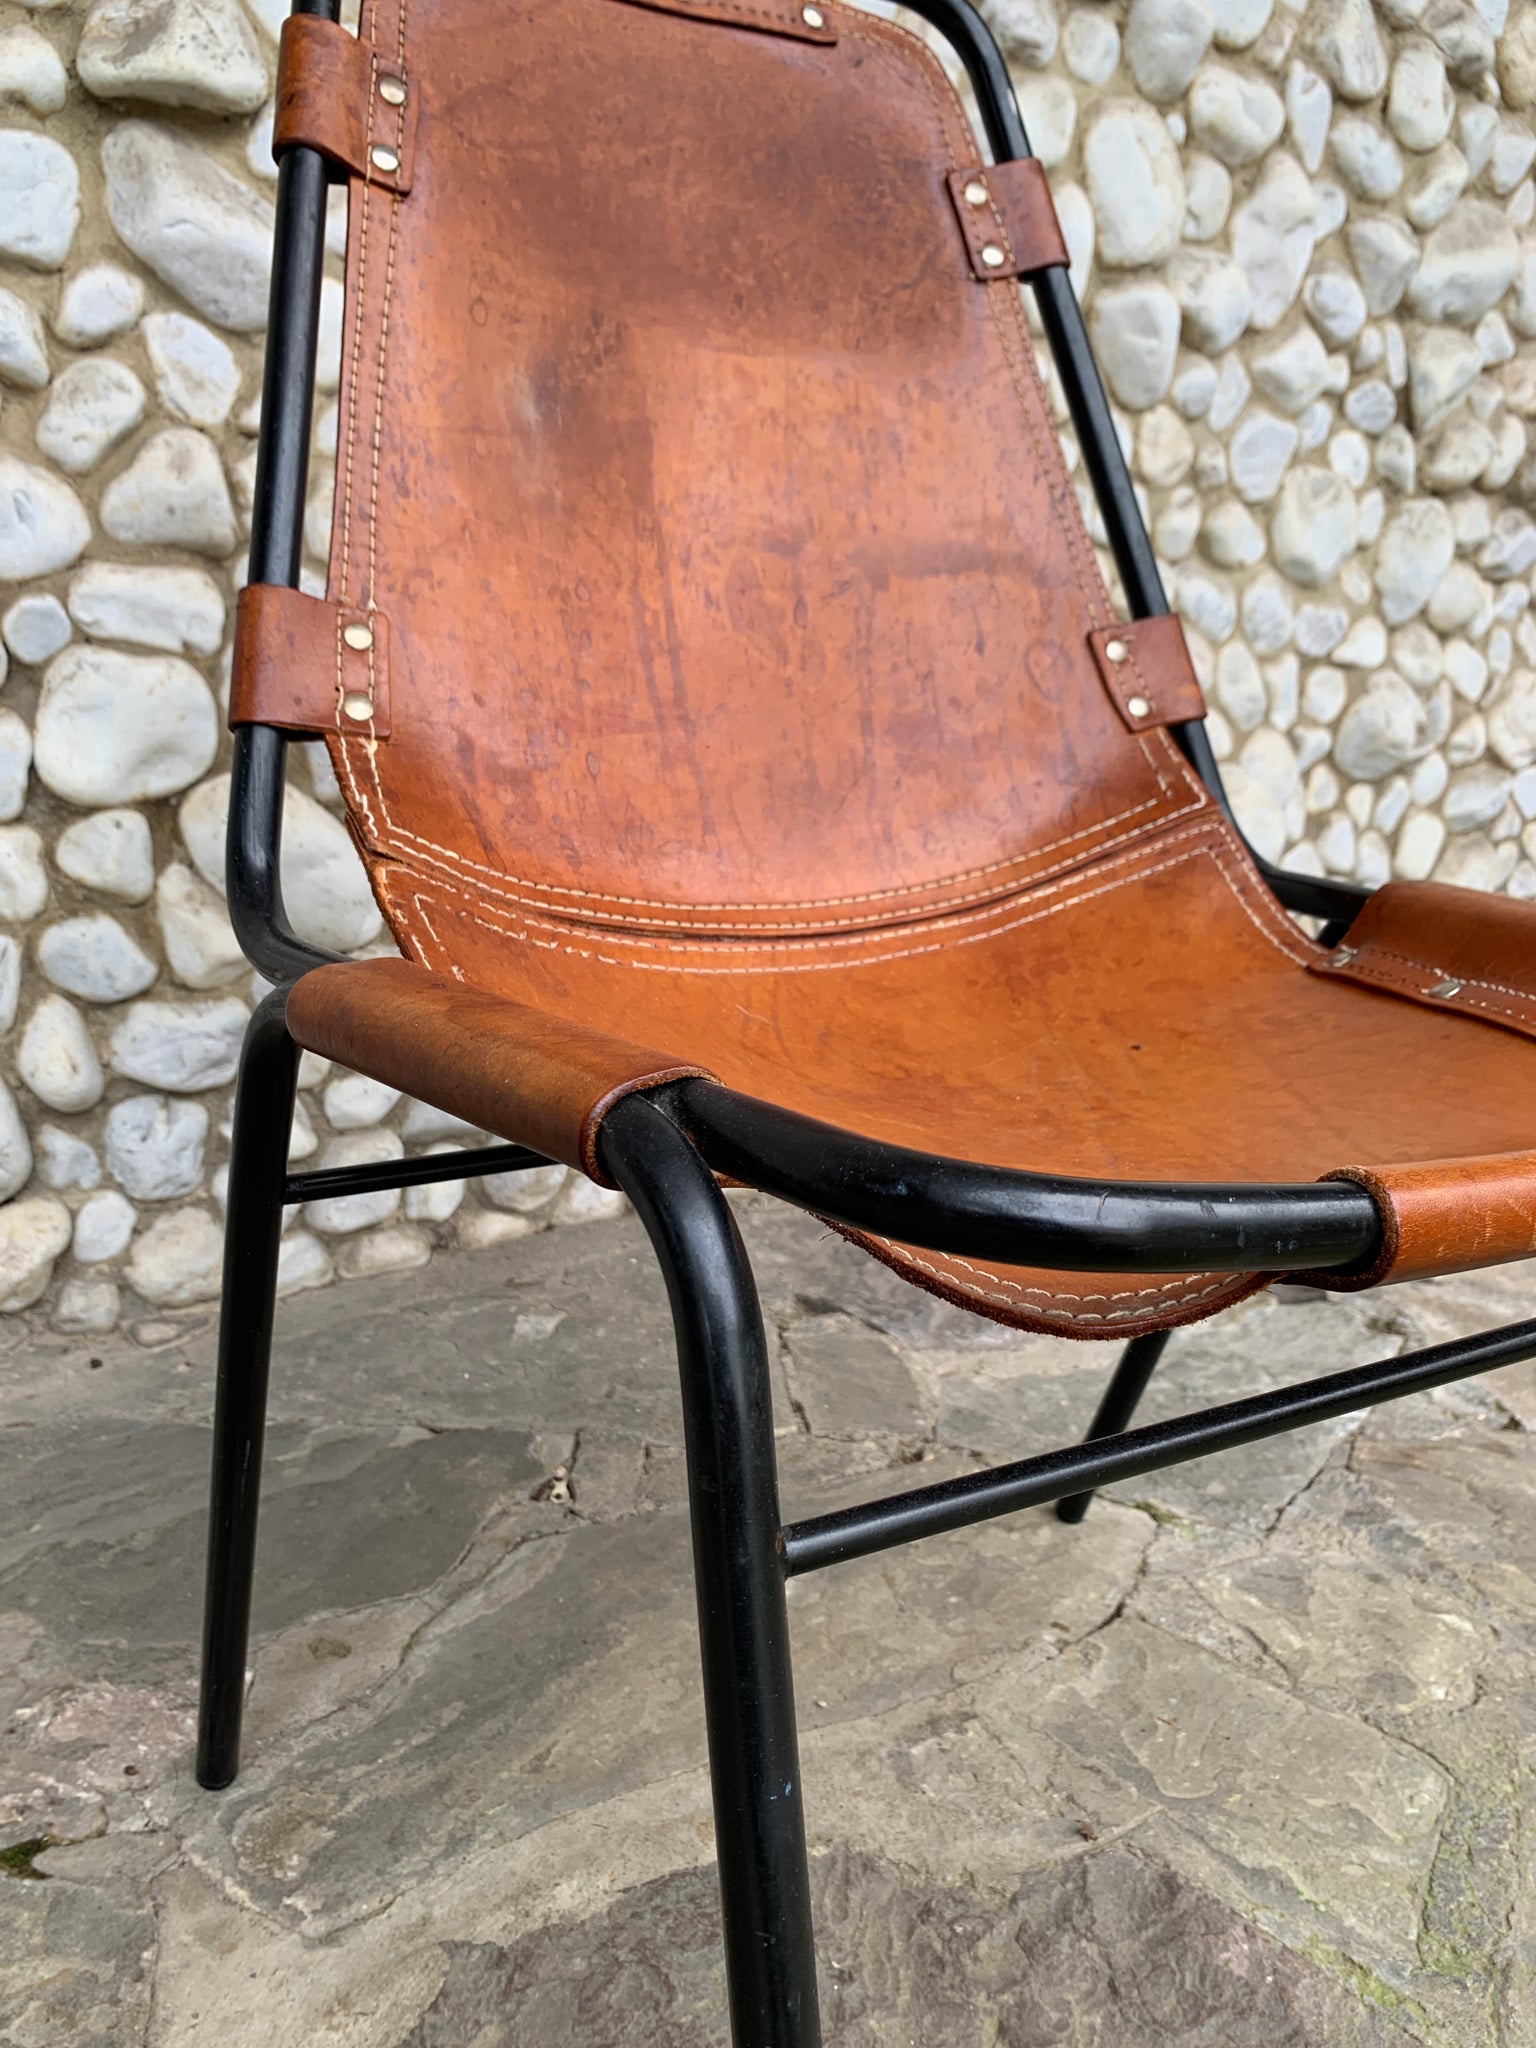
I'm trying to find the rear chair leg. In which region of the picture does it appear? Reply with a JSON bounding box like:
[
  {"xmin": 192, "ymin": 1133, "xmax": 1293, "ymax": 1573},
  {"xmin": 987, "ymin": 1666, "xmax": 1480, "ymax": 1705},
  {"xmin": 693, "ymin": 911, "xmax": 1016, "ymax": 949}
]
[
  {"xmin": 196, "ymin": 990, "xmax": 300, "ymax": 1790},
  {"xmin": 603, "ymin": 1092, "xmax": 821, "ymax": 2048},
  {"xmin": 1056, "ymin": 1328, "xmax": 1173, "ymax": 1525}
]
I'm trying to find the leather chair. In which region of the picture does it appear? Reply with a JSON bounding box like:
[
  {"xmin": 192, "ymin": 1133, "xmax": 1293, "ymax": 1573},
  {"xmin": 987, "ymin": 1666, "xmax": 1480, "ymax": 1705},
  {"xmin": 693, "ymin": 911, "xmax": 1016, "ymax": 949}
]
[{"xmin": 198, "ymin": 0, "xmax": 1536, "ymax": 2038}]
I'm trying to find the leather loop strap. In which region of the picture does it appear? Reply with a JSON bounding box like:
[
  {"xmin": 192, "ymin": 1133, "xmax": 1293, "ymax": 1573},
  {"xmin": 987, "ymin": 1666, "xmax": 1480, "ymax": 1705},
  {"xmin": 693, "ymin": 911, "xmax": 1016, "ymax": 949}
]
[
  {"xmin": 286, "ymin": 958, "xmax": 717, "ymax": 1183},
  {"xmin": 1087, "ymin": 614, "xmax": 1206, "ymax": 732},
  {"xmin": 274, "ymin": 15, "xmax": 417, "ymax": 194},
  {"xmin": 604, "ymin": 0, "xmax": 837, "ymax": 40},
  {"xmin": 1296, "ymin": 1153, "xmax": 1536, "ymax": 1290},
  {"xmin": 947, "ymin": 159, "xmax": 1068, "ymax": 281},
  {"xmin": 231, "ymin": 584, "xmax": 393, "ymax": 738},
  {"xmin": 1312, "ymin": 879, "xmax": 1536, "ymax": 1044}
]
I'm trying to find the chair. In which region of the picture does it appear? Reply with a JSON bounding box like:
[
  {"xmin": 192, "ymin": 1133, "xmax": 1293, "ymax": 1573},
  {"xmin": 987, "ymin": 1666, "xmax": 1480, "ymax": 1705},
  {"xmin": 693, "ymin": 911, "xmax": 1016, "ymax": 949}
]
[{"xmin": 197, "ymin": 0, "xmax": 1536, "ymax": 2037}]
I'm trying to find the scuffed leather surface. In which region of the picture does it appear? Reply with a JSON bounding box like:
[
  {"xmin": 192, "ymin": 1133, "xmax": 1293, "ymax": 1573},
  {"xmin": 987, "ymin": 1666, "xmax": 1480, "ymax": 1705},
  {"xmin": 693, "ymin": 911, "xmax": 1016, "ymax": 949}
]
[
  {"xmin": 946, "ymin": 159, "xmax": 1068, "ymax": 280},
  {"xmin": 1312, "ymin": 879, "xmax": 1536, "ymax": 1042},
  {"xmin": 305, "ymin": 0, "xmax": 1536, "ymax": 1332},
  {"xmin": 1306, "ymin": 1154, "xmax": 1536, "ymax": 1290}
]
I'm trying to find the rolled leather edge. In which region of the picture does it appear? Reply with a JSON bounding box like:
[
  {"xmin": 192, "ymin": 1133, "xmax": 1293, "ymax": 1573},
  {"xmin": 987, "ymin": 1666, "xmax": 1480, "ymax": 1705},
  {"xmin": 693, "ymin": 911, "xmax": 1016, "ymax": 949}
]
[{"xmin": 1293, "ymin": 1153, "xmax": 1536, "ymax": 1290}]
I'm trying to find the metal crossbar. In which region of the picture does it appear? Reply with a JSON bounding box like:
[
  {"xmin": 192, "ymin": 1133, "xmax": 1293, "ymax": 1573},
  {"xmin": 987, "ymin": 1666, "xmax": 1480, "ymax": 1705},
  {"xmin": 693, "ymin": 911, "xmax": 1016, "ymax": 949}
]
[
  {"xmin": 780, "ymin": 1315, "xmax": 1536, "ymax": 1574},
  {"xmin": 284, "ymin": 1142, "xmax": 548, "ymax": 1202}
]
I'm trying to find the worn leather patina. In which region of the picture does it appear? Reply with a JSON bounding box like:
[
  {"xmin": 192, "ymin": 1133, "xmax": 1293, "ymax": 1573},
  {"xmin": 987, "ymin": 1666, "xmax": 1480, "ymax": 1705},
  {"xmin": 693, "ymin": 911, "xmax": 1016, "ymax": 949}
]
[{"xmin": 257, "ymin": 0, "xmax": 1536, "ymax": 1334}]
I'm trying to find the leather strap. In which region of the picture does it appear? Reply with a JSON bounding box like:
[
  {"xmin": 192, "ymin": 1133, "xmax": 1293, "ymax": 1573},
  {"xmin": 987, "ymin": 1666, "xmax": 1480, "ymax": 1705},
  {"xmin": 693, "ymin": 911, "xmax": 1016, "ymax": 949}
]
[
  {"xmin": 230, "ymin": 584, "xmax": 393, "ymax": 738},
  {"xmin": 1087, "ymin": 614, "xmax": 1206, "ymax": 732},
  {"xmin": 1312, "ymin": 880, "xmax": 1536, "ymax": 1044},
  {"xmin": 1298, "ymin": 1152, "xmax": 1536, "ymax": 1290},
  {"xmin": 947, "ymin": 160, "xmax": 1069, "ymax": 281},
  {"xmin": 286, "ymin": 958, "xmax": 716, "ymax": 1182},
  {"xmin": 605, "ymin": 0, "xmax": 837, "ymax": 41},
  {"xmin": 274, "ymin": 15, "xmax": 417, "ymax": 194}
]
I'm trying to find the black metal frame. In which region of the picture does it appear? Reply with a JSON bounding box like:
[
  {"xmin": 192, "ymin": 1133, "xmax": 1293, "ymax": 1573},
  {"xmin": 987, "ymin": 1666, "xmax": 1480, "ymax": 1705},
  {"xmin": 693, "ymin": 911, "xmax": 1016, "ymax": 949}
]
[{"xmin": 194, "ymin": 2, "xmax": 1536, "ymax": 2041}]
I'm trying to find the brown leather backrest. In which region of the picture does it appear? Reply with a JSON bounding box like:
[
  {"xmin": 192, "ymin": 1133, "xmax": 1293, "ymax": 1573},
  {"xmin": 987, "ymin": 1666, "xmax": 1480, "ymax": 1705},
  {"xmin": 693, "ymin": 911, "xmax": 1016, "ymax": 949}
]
[{"xmin": 315, "ymin": 0, "xmax": 1210, "ymax": 939}]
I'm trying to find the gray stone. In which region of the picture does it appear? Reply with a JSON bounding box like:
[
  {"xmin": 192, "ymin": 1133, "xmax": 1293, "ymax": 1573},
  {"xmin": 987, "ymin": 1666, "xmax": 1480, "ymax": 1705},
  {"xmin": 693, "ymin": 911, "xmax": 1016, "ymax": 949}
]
[
  {"xmin": 35, "ymin": 1123, "xmax": 99, "ymax": 1192},
  {"xmin": 1335, "ymin": 671, "xmax": 1439, "ymax": 774},
  {"xmin": 1230, "ymin": 409, "xmax": 1300, "ymax": 504},
  {"xmin": 104, "ymin": 1092, "xmax": 207, "ymax": 1199},
  {"xmin": 0, "ymin": 128, "xmax": 78, "ymax": 268},
  {"xmin": 1345, "ymin": 214, "xmax": 1421, "ymax": 315},
  {"xmin": 78, "ymin": 0, "xmax": 266, "ymax": 112},
  {"xmin": 1, "ymin": 592, "xmax": 69, "ymax": 664},
  {"xmin": 1167, "ymin": 250, "xmax": 1253, "ymax": 353},
  {"xmin": 0, "ymin": 454, "xmax": 90, "ymax": 582},
  {"xmin": 1303, "ymin": 266, "xmax": 1368, "ymax": 345},
  {"xmin": 37, "ymin": 913, "xmax": 157, "ymax": 1002},
  {"xmin": 1088, "ymin": 282, "xmax": 1181, "ymax": 408},
  {"xmin": 107, "ymin": 995, "xmax": 249, "ymax": 1091},
  {"xmin": 34, "ymin": 357, "xmax": 147, "ymax": 474},
  {"xmin": 73, "ymin": 1187, "xmax": 136, "ymax": 1262},
  {"xmin": 102, "ymin": 121, "xmax": 273, "ymax": 332}
]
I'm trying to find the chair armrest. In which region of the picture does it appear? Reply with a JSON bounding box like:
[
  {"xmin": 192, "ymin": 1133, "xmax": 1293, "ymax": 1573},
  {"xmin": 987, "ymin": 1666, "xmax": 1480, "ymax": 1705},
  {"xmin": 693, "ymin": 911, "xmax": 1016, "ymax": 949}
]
[{"xmin": 1312, "ymin": 878, "xmax": 1536, "ymax": 1042}]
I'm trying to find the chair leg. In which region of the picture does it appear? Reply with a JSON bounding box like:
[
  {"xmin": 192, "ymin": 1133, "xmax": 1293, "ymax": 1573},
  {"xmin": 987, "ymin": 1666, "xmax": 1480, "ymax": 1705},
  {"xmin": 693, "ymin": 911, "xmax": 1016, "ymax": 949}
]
[
  {"xmin": 1055, "ymin": 1328, "xmax": 1173, "ymax": 1525},
  {"xmin": 602, "ymin": 1092, "xmax": 821, "ymax": 2048},
  {"xmin": 196, "ymin": 990, "xmax": 300, "ymax": 1790}
]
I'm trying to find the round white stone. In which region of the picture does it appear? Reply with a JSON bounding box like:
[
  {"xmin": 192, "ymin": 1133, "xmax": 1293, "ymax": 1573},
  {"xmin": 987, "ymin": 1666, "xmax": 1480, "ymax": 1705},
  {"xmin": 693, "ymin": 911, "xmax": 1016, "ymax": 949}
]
[
  {"xmin": 1406, "ymin": 327, "xmax": 1483, "ymax": 430},
  {"xmin": 2, "ymin": 592, "xmax": 69, "ymax": 663},
  {"xmin": 1228, "ymin": 406, "xmax": 1300, "ymax": 502},
  {"xmin": 404, "ymin": 1146, "xmax": 467, "ymax": 1224},
  {"xmin": 1203, "ymin": 497, "xmax": 1267, "ymax": 567},
  {"xmin": 1343, "ymin": 217, "xmax": 1420, "ymax": 319},
  {"xmin": 1408, "ymin": 201, "xmax": 1520, "ymax": 324},
  {"xmin": 0, "ymin": 454, "xmax": 90, "ymax": 582},
  {"xmin": 1388, "ymin": 38, "xmax": 1454, "ymax": 152},
  {"xmin": 1214, "ymin": 640, "xmax": 1268, "ymax": 728},
  {"xmin": 277, "ymin": 1230, "xmax": 333, "ymax": 1296},
  {"xmin": 0, "ymin": 1194, "xmax": 72, "ymax": 1310},
  {"xmin": 323, "ymin": 1072, "xmax": 402, "ymax": 1130},
  {"xmin": 0, "ymin": 822, "xmax": 46, "ymax": 922},
  {"xmin": 1501, "ymin": 8, "xmax": 1536, "ymax": 107},
  {"xmin": 35, "ymin": 646, "xmax": 218, "ymax": 809},
  {"xmin": 1303, "ymin": 270, "xmax": 1367, "ymax": 350},
  {"xmin": 126, "ymin": 1206, "xmax": 225, "ymax": 1305},
  {"xmin": 1405, "ymin": 142, "xmax": 1469, "ymax": 232},
  {"xmin": 550, "ymin": 1173, "xmax": 627, "ymax": 1227},
  {"xmin": 306, "ymin": 1129, "xmax": 405, "ymax": 1235},
  {"xmin": 1167, "ymin": 249, "xmax": 1253, "ymax": 353},
  {"xmin": 18, "ymin": 994, "xmax": 103, "ymax": 1112},
  {"xmin": 1489, "ymin": 670, "xmax": 1536, "ymax": 768},
  {"xmin": 334, "ymin": 1223, "xmax": 433, "ymax": 1280},
  {"xmin": 1305, "ymin": 0, "xmax": 1388, "ymax": 100},
  {"xmin": 1123, "ymin": 0, "xmax": 1212, "ymax": 100},
  {"xmin": 1230, "ymin": 152, "xmax": 1317, "ymax": 328},
  {"xmin": 102, "ymin": 121, "xmax": 274, "ymax": 332},
  {"xmin": 0, "ymin": 24, "xmax": 67, "ymax": 112},
  {"xmin": 142, "ymin": 311, "xmax": 241, "ymax": 429},
  {"xmin": 73, "ymin": 1188, "xmax": 136, "ymax": 1263},
  {"xmin": 0, "ymin": 1076, "xmax": 31, "ymax": 1202},
  {"xmin": 36, "ymin": 1123, "xmax": 100, "ymax": 1191},
  {"xmin": 54, "ymin": 808, "xmax": 155, "ymax": 901},
  {"xmin": 1241, "ymin": 573, "xmax": 1294, "ymax": 654},
  {"xmin": 1083, "ymin": 102, "xmax": 1185, "ymax": 268},
  {"xmin": 1251, "ymin": 328, "xmax": 1336, "ymax": 414},
  {"xmin": 481, "ymin": 1161, "xmax": 566, "ymax": 1214},
  {"xmin": 1375, "ymin": 496, "xmax": 1457, "ymax": 623},
  {"xmin": 1285, "ymin": 59, "xmax": 1332, "ymax": 174},
  {"xmin": 53, "ymin": 264, "xmax": 144, "ymax": 348},
  {"xmin": 35, "ymin": 359, "xmax": 147, "ymax": 476},
  {"xmin": 1136, "ymin": 405, "xmax": 1194, "ymax": 487},
  {"xmin": 1335, "ymin": 672, "xmax": 1437, "ymax": 776},
  {"xmin": 67, "ymin": 561, "xmax": 225, "ymax": 656},
  {"xmin": 1270, "ymin": 465, "xmax": 1358, "ymax": 586},
  {"xmin": 1087, "ymin": 282, "xmax": 1180, "ymax": 409},
  {"xmin": 1211, "ymin": 0, "xmax": 1271, "ymax": 48},
  {"xmin": 38, "ymin": 913, "xmax": 157, "ymax": 1002},
  {"xmin": 1343, "ymin": 378, "xmax": 1398, "ymax": 434},
  {"xmin": 1182, "ymin": 152, "xmax": 1233, "ymax": 242},
  {"xmin": 104, "ymin": 1092, "xmax": 207, "ymax": 1198},
  {"xmin": 179, "ymin": 773, "xmax": 385, "ymax": 953},
  {"xmin": 108, "ymin": 995, "xmax": 249, "ymax": 1092},
  {"xmin": 1062, "ymin": 9, "xmax": 1118, "ymax": 83},
  {"xmin": 978, "ymin": 0, "xmax": 1058, "ymax": 65},
  {"xmin": 1188, "ymin": 63, "xmax": 1284, "ymax": 165},
  {"xmin": 78, "ymin": 0, "xmax": 266, "ymax": 113},
  {"xmin": 0, "ymin": 129, "xmax": 78, "ymax": 269},
  {"xmin": 155, "ymin": 861, "xmax": 243, "ymax": 988},
  {"xmin": 1330, "ymin": 116, "xmax": 1404, "ymax": 199},
  {"xmin": 0, "ymin": 285, "xmax": 48, "ymax": 389},
  {"xmin": 1014, "ymin": 76, "xmax": 1076, "ymax": 169},
  {"xmin": 0, "ymin": 936, "xmax": 21, "ymax": 1036},
  {"xmin": 99, "ymin": 427, "xmax": 236, "ymax": 556}
]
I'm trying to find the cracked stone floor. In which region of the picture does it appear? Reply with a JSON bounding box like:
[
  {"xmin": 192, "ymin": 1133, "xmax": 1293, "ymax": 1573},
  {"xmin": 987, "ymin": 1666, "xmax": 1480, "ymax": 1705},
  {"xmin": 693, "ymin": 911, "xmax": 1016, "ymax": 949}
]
[{"xmin": 3, "ymin": 1195, "xmax": 1536, "ymax": 2045}]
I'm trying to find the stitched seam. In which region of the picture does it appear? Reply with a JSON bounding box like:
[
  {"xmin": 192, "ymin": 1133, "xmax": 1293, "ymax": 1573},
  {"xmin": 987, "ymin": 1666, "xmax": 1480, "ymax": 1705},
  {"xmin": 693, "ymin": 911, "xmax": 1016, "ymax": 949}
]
[
  {"xmin": 1327, "ymin": 942, "xmax": 1536, "ymax": 1011},
  {"xmin": 1323, "ymin": 948, "xmax": 1536, "ymax": 1032},
  {"xmin": 632, "ymin": 0, "xmax": 818, "ymax": 30},
  {"xmin": 857, "ymin": 1232, "xmax": 1245, "ymax": 1309}
]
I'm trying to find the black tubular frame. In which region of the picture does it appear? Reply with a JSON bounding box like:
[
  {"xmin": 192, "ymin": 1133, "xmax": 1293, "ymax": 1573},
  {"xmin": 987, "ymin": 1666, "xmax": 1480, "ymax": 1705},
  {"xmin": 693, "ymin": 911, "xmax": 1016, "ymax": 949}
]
[{"xmin": 194, "ymin": 3, "xmax": 1536, "ymax": 2044}]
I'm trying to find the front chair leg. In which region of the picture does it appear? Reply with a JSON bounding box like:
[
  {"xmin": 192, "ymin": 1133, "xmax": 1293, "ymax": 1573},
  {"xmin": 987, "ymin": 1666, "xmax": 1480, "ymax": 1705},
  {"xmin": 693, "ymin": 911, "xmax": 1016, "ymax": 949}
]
[
  {"xmin": 1055, "ymin": 1328, "xmax": 1173, "ymax": 1525},
  {"xmin": 602, "ymin": 1092, "xmax": 821, "ymax": 2048},
  {"xmin": 197, "ymin": 989, "xmax": 300, "ymax": 1790}
]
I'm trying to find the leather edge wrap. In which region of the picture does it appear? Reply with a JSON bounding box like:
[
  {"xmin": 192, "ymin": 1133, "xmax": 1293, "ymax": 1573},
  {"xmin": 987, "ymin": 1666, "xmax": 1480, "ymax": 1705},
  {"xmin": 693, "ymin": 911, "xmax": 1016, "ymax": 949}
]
[
  {"xmin": 947, "ymin": 159, "xmax": 1069, "ymax": 281},
  {"xmin": 1088, "ymin": 614, "xmax": 1207, "ymax": 732},
  {"xmin": 231, "ymin": 584, "xmax": 393, "ymax": 739},
  {"xmin": 1311, "ymin": 879, "xmax": 1536, "ymax": 1045},
  {"xmin": 274, "ymin": 15, "xmax": 418, "ymax": 194},
  {"xmin": 285, "ymin": 958, "xmax": 718, "ymax": 1185},
  {"xmin": 603, "ymin": 0, "xmax": 837, "ymax": 41},
  {"xmin": 1293, "ymin": 1155, "xmax": 1536, "ymax": 1290}
]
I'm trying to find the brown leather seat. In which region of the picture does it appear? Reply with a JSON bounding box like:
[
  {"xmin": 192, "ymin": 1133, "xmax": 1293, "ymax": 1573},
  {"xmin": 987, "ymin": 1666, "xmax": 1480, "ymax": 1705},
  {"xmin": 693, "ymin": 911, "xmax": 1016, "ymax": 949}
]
[{"xmin": 248, "ymin": 0, "xmax": 1536, "ymax": 1336}]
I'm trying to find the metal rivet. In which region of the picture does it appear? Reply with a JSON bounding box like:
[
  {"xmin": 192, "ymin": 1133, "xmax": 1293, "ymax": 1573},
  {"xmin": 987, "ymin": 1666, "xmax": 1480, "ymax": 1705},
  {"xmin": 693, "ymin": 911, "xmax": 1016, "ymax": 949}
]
[
  {"xmin": 963, "ymin": 177, "xmax": 989, "ymax": 207},
  {"xmin": 341, "ymin": 690, "xmax": 375, "ymax": 721},
  {"xmin": 801, "ymin": 4, "xmax": 824, "ymax": 23},
  {"xmin": 378, "ymin": 75, "xmax": 407, "ymax": 105},
  {"xmin": 1332, "ymin": 944, "xmax": 1357, "ymax": 965},
  {"xmin": 1429, "ymin": 976, "xmax": 1465, "ymax": 998},
  {"xmin": 1104, "ymin": 637, "xmax": 1129, "ymax": 663},
  {"xmin": 342, "ymin": 621, "xmax": 373, "ymax": 651},
  {"xmin": 1126, "ymin": 694, "xmax": 1151, "ymax": 718},
  {"xmin": 979, "ymin": 242, "xmax": 1007, "ymax": 269},
  {"xmin": 370, "ymin": 144, "xmax": 400, "ymax": 173}
]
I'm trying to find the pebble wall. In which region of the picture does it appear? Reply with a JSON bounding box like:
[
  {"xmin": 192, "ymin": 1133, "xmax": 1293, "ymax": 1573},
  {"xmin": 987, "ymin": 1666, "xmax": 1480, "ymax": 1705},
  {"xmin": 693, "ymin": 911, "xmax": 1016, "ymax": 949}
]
[{"xmin": 0, "ymin": 0, "xmax": 1530, "ymax": 1331}]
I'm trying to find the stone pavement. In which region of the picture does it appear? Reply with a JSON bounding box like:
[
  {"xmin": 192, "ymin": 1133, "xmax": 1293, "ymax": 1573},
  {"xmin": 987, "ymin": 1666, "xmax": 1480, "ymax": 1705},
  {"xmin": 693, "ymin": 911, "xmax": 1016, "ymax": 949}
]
[{"xmin": 3, "ymin": 1195, "xmax": 1536, "ymax": 2046}]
